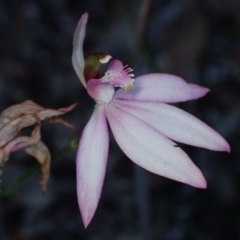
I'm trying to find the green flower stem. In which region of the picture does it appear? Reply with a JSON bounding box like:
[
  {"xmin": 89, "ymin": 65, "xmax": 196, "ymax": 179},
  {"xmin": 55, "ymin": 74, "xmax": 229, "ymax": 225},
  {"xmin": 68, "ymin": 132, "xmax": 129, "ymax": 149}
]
[{"xmin": 0, "ymin": 139, "xmax": 79, "ymax": 198}]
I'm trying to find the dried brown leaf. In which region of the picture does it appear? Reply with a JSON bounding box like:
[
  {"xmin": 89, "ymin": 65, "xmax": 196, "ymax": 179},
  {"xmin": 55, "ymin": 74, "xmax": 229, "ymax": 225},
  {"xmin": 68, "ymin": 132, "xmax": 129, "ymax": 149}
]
[
  {"xmin": 0, "ymin": 100, "xmax": 76, "ymax": 191},
  {"xmin": 37, "ymin": 103, "xmax": 77, "ymax": 121},
  {"xmin": 46, "ymin": 117, "xmax": 75, "ymax": 130},
  {"xmin": 0, "ymin": 118, "xmax": 41, "ymax": 164},
  {"xmin": 0, "ymin": 115, "xmax": 38, "ymax": 148},
  {"xmin": 25, "ymin": 141, "xmax": 51, "ymax": 193}
]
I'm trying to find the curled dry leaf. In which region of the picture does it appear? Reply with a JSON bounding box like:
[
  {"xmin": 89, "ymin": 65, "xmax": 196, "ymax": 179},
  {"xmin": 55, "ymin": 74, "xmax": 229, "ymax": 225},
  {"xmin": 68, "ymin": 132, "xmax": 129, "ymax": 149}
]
[
  {"xmin": 25, "ymin": 141, "xmax": 51, "ymax": 193},
  {"xmin": 0, "ymin": 100, "xmax": 76, "ymax": 192}
]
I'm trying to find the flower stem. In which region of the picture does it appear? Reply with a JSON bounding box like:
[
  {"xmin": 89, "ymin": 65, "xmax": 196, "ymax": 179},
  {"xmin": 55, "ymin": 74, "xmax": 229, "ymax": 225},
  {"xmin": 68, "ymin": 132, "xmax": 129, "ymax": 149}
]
[{"xmin": 0, "ymin": 139, "xmax": 79, "ymax": 198}]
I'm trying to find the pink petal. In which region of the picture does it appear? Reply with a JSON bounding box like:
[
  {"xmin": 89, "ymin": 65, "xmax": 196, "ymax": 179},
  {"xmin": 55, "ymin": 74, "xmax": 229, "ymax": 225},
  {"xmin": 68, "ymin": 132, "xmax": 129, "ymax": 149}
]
[
  {"xmin": 76, "ymin": 105, "xmax": 109, "ymax": 227},
  {"xmin": 113, "ymin": 100, "xmax": 230, "ymax": 152},
  {"xmin": 72, "ymin": 12, "xmax": 88, "ymax": 87},
  {"xmin": 87, "ymin": 79, "xmax": 114, "ymax": 103},
  {"xmin": 115, "ymin": 73, "xmax": 209, "ymax": 103},
  {"xmin": 106, "ymin": 104, "xmax": 206, "ymax": 188}
]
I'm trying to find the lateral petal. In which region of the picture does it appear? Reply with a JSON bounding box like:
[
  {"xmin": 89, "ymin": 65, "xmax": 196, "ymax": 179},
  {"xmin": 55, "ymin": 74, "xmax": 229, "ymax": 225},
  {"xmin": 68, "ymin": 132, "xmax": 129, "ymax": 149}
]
[
  {"xmin": 76, "ymin": 105, "xmax": 109, "ymax": 228},
  {"xmin": 106, "ymin": 105, "xmax": 206, "ymax": 188},
  {"xmin": 113, "ymin": 100, "xmax": 230, "ymax": 152},
  {"xmin": 72, "ymin": 12, "xmax": 88, "ymax": 87},
  {"xmin": 115, "ymin": 73, "xmax": 209, "ymax": 103}
]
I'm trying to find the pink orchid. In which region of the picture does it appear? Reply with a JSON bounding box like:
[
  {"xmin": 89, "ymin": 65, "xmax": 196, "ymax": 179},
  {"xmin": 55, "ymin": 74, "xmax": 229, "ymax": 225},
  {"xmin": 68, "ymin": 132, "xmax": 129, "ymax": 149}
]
[{"xmin": 72, "ymin": 13, "xmax": 230, "ymax": 227}]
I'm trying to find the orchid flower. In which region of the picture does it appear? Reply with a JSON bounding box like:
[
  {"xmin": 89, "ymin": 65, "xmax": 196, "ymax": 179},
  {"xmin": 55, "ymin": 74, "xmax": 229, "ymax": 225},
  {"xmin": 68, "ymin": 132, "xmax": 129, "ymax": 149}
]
[{"xmin": 72, "ymin": 13, "xmax": 230, "ymax": 228}]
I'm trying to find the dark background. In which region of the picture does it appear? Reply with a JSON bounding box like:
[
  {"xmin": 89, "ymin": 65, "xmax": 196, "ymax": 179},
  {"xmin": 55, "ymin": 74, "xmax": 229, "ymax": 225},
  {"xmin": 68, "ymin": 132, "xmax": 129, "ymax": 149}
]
[{"xmin": 0, "ymin": 0, "xmax": 240, "ymax": 239}]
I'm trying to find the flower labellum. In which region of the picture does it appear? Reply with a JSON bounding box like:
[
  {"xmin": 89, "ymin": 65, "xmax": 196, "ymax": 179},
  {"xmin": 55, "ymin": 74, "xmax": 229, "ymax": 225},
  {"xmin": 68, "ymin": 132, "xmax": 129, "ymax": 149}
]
[{"xmin": 72, "ymin": 12, "xmax": 230, "ymax": 228}]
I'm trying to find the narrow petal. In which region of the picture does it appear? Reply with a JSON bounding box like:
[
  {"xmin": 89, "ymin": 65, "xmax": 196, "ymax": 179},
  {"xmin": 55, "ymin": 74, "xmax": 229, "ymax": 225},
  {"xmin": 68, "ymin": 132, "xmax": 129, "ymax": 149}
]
[
  {"xmin": 76, "ymin": 105, "xmax": 109, "ymax": 227},
  {"xmin": 106, "ymin": 105, "xmax": 206, "ymax": 188},
  {"xmin": 113, "ymin": 100, "xmax": 230, "ymax": 152},
  {"xmin": 72, "ymin": 12, "xmax": 88, "ymax": 87},
  {"xmin": 115, "ymin": 73, "xmax": 209, "ymax": 103}
]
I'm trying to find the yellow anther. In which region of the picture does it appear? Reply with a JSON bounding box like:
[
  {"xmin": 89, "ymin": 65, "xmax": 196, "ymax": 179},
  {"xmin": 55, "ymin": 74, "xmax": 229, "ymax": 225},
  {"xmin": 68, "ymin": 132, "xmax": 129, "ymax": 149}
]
[{"xmin": 124, "ymin": 83, "xmax": 133, "ymax": 92}]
